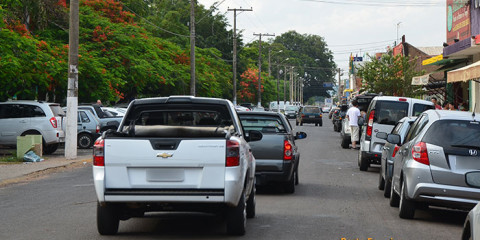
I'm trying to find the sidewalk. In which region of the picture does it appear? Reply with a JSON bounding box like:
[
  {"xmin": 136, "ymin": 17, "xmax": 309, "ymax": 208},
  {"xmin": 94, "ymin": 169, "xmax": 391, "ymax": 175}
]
[{"xmin": 0, "ymin": 150, "xmax": 92, "ymax": 187}]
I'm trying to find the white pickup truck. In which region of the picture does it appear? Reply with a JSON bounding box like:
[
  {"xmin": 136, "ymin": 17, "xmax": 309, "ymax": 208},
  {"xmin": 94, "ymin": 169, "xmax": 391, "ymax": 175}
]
[{"xmin": 92, "ymin": 96, "xmax": 262, "ymax": 236}]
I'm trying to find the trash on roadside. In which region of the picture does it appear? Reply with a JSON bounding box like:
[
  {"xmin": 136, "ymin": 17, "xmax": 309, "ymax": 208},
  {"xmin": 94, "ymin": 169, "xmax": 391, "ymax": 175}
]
[{"xmin": 23, "ymin": 151, "xmax": 44, "ymax": 162}]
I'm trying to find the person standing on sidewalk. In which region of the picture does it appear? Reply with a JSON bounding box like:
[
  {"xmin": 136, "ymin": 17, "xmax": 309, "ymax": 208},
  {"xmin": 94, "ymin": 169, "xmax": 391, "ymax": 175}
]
[{"xmin": 346, "ymin": 100, "xmax": 361, "ymax": 149}]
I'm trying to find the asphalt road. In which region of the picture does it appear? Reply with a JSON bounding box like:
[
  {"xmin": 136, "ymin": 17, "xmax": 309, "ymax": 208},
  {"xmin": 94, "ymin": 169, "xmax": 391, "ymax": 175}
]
[{"xmin": 0, "ymin": 119, "xmax": 467, "ymax": 240}]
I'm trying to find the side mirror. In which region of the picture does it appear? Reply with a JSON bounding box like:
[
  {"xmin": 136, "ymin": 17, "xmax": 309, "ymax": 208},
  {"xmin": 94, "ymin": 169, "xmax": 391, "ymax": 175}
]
[
  {"xmin": 245, "ymin": 130, "xmax": 263, "ymax": 142},
  {"xmin": 386, "ymin": 134, "xmax": 401, "ymax": 145},
  {"xmin": 295, "ymin": 131, "xmax": 307, "ymax": 140},
  {"xmin": 376, "ymin": 132, "xmax": 387, "ymax": 140},
  {"xmin": 466, "ymin": 172, "xmax": 480, "ymax": 188}
]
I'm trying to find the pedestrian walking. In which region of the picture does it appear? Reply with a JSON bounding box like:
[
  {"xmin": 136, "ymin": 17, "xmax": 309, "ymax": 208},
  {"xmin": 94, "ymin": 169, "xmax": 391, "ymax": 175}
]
[{"xmin": 346, "ymin": 100, "xmax": 361, "ymax": 150}]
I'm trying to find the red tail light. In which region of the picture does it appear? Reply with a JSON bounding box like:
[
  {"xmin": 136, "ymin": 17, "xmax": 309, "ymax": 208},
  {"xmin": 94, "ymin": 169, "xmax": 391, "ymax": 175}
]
[
  {"xmin": 366, "ymin": 110, "xmax": 375, "ymax": 137},
  {"xmin": 96, "ymin": 125, "xmax": 100, "ymax": 133},
  {"xmin": 284, "ymin": 140, "xmax": 293, "ymax": 160},
  {"xmin": 302, "ymin": 114, "xmax": 305, "ymax": 118},
  {"xmin": 49, "ymin": 117, "xmax": 57, "ymax": 128},
  {"xmin": 226, "ymin": 140, "xmax": 240, "ymax": 167},
  {"xmin": 399, "ymin": 98, "xmax": 407, "ymax": 102},
  {"xmin": 93, "ymin": 138, "xmax": 105, "ymax": 166},
  {"xmin": 412, "ymin": 142, "xmax": 429, "ymax": 165},
  {"xmin": 392, "ymin": 145, "xmax": 400, "ymax": 157}
]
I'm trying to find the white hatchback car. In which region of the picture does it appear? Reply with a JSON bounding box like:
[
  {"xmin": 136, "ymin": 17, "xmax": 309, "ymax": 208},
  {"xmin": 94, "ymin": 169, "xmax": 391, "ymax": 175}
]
[{"xmin": 0, "ymin": 100, "xmax": 65, "ymax": 154}]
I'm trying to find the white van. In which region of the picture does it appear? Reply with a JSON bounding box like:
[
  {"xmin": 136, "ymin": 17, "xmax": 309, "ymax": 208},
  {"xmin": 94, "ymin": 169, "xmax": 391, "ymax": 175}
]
[{"xmin": 357, "ymin": 96, "xmax": 434, "ymax": 171}]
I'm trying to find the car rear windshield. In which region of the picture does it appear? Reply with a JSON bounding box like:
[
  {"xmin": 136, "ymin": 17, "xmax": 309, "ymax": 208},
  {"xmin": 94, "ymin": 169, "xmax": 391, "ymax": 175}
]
[
  {"xmin": 374, "ymin": 101, "xmax": 408, "ymax": 125},
  {"xmin": 49, "ymin": 104, "xmax": 65, "ymax": 116},
  {"xmin": 304, "ymin": 107, "xmax": 320, "ymax": 113},
  {"xmin": 286, "ymin": 106, "xmax": 297, "ymax": 111},
  {"xmin": 422, "ymin": 120, "xmax": 480, "ymax": 149},
  {"xmin": 355, "ymin": 97, "xmax": 374, "ymax": 112},
  {"xmin": 121, "ymin": 104, "xmax": 235, "ymax": 138},
  {"xmin": 240, "ymin": 115, "xmax": 286, "ymax": 133}
]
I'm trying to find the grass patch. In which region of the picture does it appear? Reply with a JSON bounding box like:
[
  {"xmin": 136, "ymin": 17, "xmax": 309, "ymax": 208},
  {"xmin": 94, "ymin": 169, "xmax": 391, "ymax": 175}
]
[{"xmin": 0, "ymin": 151, "xmax": 21, "ymax": 163}]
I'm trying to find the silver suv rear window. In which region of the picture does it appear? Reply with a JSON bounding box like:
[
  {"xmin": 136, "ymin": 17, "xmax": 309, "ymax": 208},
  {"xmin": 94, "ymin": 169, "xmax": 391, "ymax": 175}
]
[{"xmin": 374, "ymin": 101, "xmax": 408, "ymax": 125}]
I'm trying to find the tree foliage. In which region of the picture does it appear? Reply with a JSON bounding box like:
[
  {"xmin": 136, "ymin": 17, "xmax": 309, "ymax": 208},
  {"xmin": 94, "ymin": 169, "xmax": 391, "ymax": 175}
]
[{"xmin": 356, "ymin": 52, "xmax": 425, "ymax": 97}]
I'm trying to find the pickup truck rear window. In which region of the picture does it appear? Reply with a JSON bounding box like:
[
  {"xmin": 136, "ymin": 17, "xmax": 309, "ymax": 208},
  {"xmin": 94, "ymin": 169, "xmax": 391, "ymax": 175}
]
[
  {"xmin": 239, "ymin": 115, "xmax": 286, "ymax": 133},
  {"xmin": 120, "ymin": 104, "xmax": 235, "ymax": 138}
]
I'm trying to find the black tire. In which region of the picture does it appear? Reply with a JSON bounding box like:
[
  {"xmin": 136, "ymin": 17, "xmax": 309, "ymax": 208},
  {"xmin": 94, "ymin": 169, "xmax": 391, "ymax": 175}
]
[
  {"xmin": 226, "ymin": 193, "xmax": 247, "ymax": 236},
  {"xmin": 284, "ymin": 171, "xmax": 295, "ymax": 194},
  {"xmin": 341, "ymin": 136, "xmax": 350, "ymax": 149},
  {"xmin": 315, "ymin": 123, "xmax": 318, "ymax": 126},
  {"xmin": 97, "ymin": 203, "xmax": 120, "ymax": 235},
  {"xmin": 399, "ymin": 180, "xmax": 416, "ymax": 219},
  {"xmin": 358, "ymin": 150, "xmax": 369, "ymax": 171},
  {"xmin": 319, "ymin": 122, "xmax": 322, "ymax": 127},
  {"xmin": 246, "ymin": 186, "xmax": 256, "ymax": 219},
  {"xmin": 378, "ymin": 171, "xmax": 385, "ymax": 190},
  {"xmin": 384, "ymin": 178, "xmax": 391, "ymax": 198},
  {"xmin": 300, "ymin": 121, "xmax": 303, "ymax": 126},
  {"xmin": 43, "ymin": 143, "xmax": 59, "ymax": 155},
  {"xmin": 295, "ymin": 168, "xmax": 299, "ymax": 185},
  {"xmin": 389, "ymin": 181, "xmax": 400, "ymax": 207},
  {"xmin": 78, "ymin": 133, "xmax": 94, "ymax": 149},
  {"xmin": 296, "ymin": 121, "xmax": 299, "ymax": 126}
]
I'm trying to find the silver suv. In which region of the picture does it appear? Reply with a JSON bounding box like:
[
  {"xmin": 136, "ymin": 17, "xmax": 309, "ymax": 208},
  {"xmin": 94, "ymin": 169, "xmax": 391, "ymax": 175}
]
[
  {"xmin": 0, "ymin": 100, "xmax": 65, "ymax": 154},
  {"xmin": 389, "ymin": 110, "xmax": 480, "ymax": 219},
  {"xmin": 358, "ymin": 96, "xmax": 434, "ymax": 171}
]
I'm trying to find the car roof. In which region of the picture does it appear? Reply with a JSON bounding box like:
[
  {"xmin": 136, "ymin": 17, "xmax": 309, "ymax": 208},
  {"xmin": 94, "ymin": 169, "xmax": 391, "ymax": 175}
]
[
  {"xmin": 1, "ymin": 100, "xmax": 58, "ymax": 105},
  {"xmin": 237, "ymin": 111, "xmax": 283, "ymax": 117},
  {"xmin": 425, "ymin": 109, "xmax": 480, "ymax": 121},
  {"xmin": 371, "ymin": 96, "xmax": 433, "ymax": 105}
]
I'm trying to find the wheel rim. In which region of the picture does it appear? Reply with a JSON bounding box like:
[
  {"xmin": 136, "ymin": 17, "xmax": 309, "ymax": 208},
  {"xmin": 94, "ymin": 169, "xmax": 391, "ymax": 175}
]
[{"xmin": 79, "ymin": 135, "xmax": 92, "ymax": 148}]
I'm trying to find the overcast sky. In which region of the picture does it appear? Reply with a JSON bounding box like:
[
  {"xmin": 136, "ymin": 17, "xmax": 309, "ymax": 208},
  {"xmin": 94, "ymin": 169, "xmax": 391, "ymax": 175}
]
[{"xmin": 197, "ymin": 0, "xmax": 446, "ymax": 71}]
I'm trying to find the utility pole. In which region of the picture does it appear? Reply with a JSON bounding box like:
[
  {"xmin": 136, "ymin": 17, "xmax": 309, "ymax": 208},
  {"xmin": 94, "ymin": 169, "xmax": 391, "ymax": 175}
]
[
  {"xmin": 65, "ymin": 0, "xmax": 79, "ymax": 160},
  {"xmin": 228, "ymin": 7, "xmax": 252, "ymax": 105},
  {"xmin": 253, "ymin": 33, "xmax": 274, "ymax": 108},
  {"xmin": 190, "ymin": 0, "xmax": 196, "ymax": 96},
  {"xmin": 290, "ymin": 66, "xmax": 294, "ymax": 103},
  {"xmin": 338, "ymin": 68, "xmax": 342, "ymax": 104},
  {"xmin": 284, "ymin": 65, "xmax": 287, "ymax": 105}
]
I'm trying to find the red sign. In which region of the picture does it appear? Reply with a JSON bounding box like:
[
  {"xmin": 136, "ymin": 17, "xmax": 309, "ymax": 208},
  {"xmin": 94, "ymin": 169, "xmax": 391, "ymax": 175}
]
[{"xmin": 447, "ymin": 0, "xmax": 470, "ymax": 45}]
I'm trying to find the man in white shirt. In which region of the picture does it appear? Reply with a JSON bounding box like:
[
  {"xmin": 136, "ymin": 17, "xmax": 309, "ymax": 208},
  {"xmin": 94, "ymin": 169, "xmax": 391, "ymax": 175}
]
[{"xmin": 346, "ymin": 100, "xmax": 361, "ymax": 149}]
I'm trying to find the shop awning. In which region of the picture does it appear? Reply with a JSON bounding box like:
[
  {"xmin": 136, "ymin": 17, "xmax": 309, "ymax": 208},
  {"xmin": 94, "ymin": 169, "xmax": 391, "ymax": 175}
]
[{"xmin": 447, "ymin": 60, "xmax": 480, "ymax": 83}]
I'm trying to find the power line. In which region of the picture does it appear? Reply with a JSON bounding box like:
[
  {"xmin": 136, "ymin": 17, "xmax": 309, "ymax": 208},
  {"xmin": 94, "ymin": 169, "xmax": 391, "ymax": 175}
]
[{"xmin": 329, "ymin": 39, "xmax": 396, "ymax": 47}]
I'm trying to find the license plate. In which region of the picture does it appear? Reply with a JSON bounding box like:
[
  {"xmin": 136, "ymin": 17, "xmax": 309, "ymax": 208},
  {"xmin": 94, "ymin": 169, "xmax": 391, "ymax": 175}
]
[{"xmin": 309, "ymin": 116, "xmax": 315, "ymax": 118}]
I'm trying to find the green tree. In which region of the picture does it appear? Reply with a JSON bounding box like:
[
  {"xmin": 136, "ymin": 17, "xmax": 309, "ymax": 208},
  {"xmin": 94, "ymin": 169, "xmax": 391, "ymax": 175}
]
[{"xmin": 356, "ymin": 52, "xmax": 424, "ymax": 97}]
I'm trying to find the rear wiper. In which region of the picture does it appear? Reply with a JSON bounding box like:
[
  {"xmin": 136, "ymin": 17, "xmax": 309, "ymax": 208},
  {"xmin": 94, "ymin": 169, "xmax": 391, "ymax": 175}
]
[{"xmin": 451, "ymin": 144, "xmax": 480, "ymax": 150}]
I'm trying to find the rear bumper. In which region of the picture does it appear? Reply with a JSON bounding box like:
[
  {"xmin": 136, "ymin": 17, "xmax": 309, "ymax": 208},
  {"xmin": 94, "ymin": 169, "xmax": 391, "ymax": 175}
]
[
  {"xmin": 404, "ymin": 161, "xmax": 480, "ymax": 210},
  {"xmin": 300, "ymin": 117, "xmax": 323, "ymax": 124},
  {"xmin": 255, "ymin": 161, "xmax": 294, "ymax": 185}
]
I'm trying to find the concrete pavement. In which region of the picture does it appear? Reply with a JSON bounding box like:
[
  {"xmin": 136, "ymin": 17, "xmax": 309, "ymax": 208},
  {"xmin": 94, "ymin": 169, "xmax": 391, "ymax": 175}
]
[{"xmin": 0, "ymin": 148, "xmax": 92, "ymax": 187}]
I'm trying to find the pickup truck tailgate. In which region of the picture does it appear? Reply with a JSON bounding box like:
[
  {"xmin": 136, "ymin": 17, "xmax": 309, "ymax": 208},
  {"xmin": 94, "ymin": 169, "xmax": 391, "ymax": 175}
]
[{"xmin": 104, "ymin": 139, "xmax": 226, "ymax": 189}]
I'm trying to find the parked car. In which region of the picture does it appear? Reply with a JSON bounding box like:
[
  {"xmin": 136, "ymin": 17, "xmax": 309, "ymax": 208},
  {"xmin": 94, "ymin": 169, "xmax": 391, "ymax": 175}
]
[
  {"xmin": 332, "ymin": 104, "xmax": 348, "ymax": 132},
  {"xmin": 389, "ymin": 110, "xmax": 480, "ymax": 219},
  {"xmin": 238, "ymin": 111, "xmax": 307, "ymax": 193},
  {"xmin": 462, "ymin": 172, "xmax": 480, "ymax": 240},
  {"xmin": 284, "ymin": 105, "xmax": 299, "ymax": 119},
  {"xmin": 101, "ymin": 107, "xmax": 126, "ymax": 117},
  {"xmin": 376, "ymin": 116, "xmax": 417, "ymax": 198},
  {"xmin": 328, "ymin": 106, "xmax": 339, "ymax": 119},
  {"xmin": 78, "ymin": 104, "xmax": 123, "ymax": 132},
  {"xmin": 77, "ymin": 110, "xmax": 100, "ymax": 149},
  {"xmin": 296, "ymin": 105, "xmax": 322, "ymax": 126},
  {"xmin": 357, "ymin": 96, "xmax": 434, "ymax": 171},
  {"xmin": 0, "ymin": 100, "xmax": 65, "ymax": 154}
]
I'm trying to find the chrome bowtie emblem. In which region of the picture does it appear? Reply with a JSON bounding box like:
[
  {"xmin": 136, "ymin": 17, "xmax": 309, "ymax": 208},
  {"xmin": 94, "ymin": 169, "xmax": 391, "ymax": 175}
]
[
  {"xmin": 469, "ymin": 149, "xmax": 478, "ymax": 156},
  {"xmin": 157, "ymin": 152, "xmax": 173, "ymax": 158}
]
